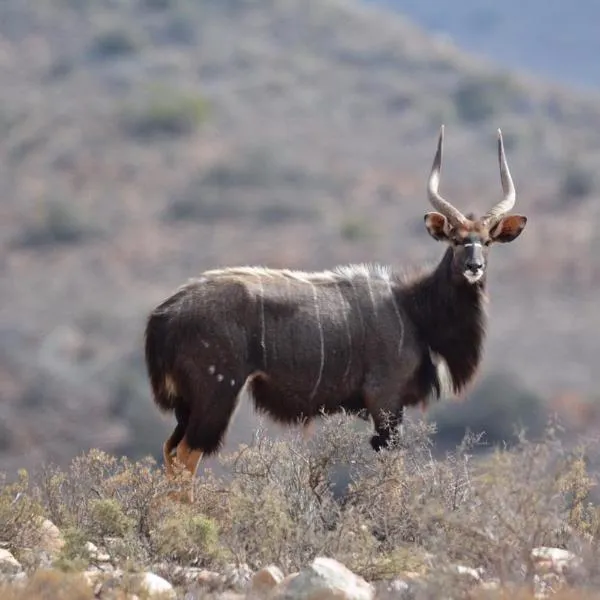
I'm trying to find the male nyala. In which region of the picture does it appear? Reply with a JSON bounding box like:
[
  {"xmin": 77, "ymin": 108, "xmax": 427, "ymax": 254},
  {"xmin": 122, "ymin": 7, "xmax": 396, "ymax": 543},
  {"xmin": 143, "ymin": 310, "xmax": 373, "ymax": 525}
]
[{"xmin": 145, "ymin": 125, "xmax": 528, "ymax": 486}]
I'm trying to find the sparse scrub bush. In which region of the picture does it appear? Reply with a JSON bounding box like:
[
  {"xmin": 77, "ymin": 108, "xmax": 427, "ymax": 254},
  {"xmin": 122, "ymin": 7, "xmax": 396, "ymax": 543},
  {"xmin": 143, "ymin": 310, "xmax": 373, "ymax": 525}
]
[
  {"xmin": 0, "ymin": 470, "xmax": 43, "ymax": 555},
  {"xmin": 120, "ymin": 85, "xmax": 210, "ymax": 140},
  {"xmin": 3, "ymin": 413, "xmax": 600, "ymax": 595},
  {"xmin": 340, "ymin": 216, "xmax": 372, "ymax": 241},
  {"xmin": 559, "ymin": 161, "xmax": 596, "ymax": 204},
  {"xmin": 163, "ymin": 151, "xmax": 322, "ymax": 224},
  {"xmin": 453, "ymin": 74, "xmax": 521, "ymax": 123},
  {"xmin": 88, "ymin": 498, "xmax": 134, "ymax": 538},
  {"xmin": 150, "ymin": 510, "xmax": 219, "ymax": 562},
  {"xmin": 0, "ymin": 569, "xmax": 94, "ymax": 600},
  {"xmin": 14, "ymin": 200, "xmax": 99, "ymax": 249},
  {"xmin": 53, "ymin": 527, "xmax": 89, "ymax": 573},
  {"xmin": 89, "ymin": 27, "xmax": 142, "ymax": 60}
]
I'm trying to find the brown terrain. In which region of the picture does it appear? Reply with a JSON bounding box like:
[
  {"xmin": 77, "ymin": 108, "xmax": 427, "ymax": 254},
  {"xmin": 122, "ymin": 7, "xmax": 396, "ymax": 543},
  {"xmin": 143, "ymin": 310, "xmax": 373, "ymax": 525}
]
[{"xmin": 1, "ymin": 0, "xmax": 600, "ymax": 475}]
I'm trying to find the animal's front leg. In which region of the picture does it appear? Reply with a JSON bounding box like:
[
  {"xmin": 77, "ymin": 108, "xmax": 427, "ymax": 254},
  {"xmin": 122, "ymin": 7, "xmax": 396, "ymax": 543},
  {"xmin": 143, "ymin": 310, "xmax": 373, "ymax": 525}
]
[{"xmin": 369, "ymin": 406, "xmax": 404, "ymax": 452}]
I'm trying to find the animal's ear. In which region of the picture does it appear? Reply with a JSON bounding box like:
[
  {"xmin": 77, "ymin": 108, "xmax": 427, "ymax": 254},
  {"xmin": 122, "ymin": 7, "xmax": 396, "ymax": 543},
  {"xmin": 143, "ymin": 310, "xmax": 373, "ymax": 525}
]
[
  {"xmin": 489, "ymin": 215, "xmax": 527, "ymax": 243},
  {"xmin": 424, "ymin": 212, "xmax": 451, "ymax": 241}
]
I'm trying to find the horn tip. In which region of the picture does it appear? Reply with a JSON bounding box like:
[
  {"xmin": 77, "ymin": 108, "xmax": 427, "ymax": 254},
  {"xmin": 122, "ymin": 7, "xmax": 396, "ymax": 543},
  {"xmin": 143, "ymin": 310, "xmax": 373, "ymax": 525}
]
[{"xmin": 437, "ymin": 124, "xmax": 445, "ymax": 145}]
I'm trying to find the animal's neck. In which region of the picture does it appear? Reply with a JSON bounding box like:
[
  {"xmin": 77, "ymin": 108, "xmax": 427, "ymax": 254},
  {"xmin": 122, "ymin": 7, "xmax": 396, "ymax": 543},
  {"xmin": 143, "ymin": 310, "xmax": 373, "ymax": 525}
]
[{"xmin": 402, "ymin": 247, "xmax": 486, "ymax": 395}]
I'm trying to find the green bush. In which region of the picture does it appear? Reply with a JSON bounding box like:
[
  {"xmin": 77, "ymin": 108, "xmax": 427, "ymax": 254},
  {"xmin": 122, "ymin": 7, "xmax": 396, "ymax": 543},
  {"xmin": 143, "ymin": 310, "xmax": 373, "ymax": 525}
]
[
  {"xmin": 89, "ymin": 28, "xmax": 141, "ymax": 60},
  {"xmin": 560, "ymin": 161, "xmax": 595, "ymax": 203},
  {"xmin": 15, "ymin": 201, "xmax": 98, "ymax": 249},
  {"xmin": 453, "ymin": 74, "xmax": 520, "ymax": 123},
  {"xmin": 340, "ymin": 217, "xmax": 372, "ymax": 241},
  {"xmin": 151, "ymin": 511, "xmax": 219, "ymax": 562},
  {"xmin": 120, "ymin": 86, "xmax": 210, "ymax": 140},
  {"xmin": 88, "ymin": 498, "xmax": 133, "ymax": 538},
  {"xmin": 163, "ymin": 151, "xmax": 321, "ymax": 224}
]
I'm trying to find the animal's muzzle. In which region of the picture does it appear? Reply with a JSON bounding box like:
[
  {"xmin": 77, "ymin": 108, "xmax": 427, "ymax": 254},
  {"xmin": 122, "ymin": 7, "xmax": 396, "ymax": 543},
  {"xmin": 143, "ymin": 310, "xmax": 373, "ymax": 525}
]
[{"xmin": 465, "ymin": 244, "xmax": 484, "ymax": 273}]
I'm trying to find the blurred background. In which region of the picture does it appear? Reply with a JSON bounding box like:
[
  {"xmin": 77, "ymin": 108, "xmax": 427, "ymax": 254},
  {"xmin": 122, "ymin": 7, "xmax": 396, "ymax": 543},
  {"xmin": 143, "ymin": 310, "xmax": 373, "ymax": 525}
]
[{"xmin": 1, "ymin": 0, "xmax": 599, "ymax": 476}]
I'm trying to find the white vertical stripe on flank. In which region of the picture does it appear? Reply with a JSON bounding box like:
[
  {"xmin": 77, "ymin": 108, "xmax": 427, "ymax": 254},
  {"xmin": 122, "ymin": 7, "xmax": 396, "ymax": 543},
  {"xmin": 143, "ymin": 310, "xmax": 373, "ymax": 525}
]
[{"xmin": 255, "ymin": 274, "xmax": 267, "ymax": 368}]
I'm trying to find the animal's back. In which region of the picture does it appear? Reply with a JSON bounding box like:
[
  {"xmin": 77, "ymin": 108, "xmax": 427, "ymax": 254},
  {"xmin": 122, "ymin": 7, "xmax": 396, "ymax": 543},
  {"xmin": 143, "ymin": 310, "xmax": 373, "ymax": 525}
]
[{"xmin": 145, "ymin": 264, "xmax": 410, "ymax": 417}]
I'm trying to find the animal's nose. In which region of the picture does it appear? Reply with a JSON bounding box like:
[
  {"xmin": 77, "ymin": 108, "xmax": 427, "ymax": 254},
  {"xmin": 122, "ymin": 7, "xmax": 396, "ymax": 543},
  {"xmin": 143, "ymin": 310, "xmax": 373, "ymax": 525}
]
[{"xmin": 466, "ymin": 260, "xmax": 483, "ymax": 273}]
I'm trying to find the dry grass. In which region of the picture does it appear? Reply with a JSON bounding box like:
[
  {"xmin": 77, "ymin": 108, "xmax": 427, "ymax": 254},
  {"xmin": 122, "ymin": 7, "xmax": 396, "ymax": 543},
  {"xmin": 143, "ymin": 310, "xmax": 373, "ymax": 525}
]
[
  {"xmin": 3, "ymin": 414, "xmax": 600, "ymax": 598},
  {"xmin": 0, "ymin": 570, "xmax": 94, "ymax": 600}
]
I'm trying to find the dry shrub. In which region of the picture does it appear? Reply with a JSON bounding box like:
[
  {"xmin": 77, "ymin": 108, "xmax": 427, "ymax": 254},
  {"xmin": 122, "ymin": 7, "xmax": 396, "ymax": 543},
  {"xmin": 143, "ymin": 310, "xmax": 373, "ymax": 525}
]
[
  {"xmin": 0, "ymin": 569, "xmax": 93, "ymax": 600},
  {"xmin": 3, "ymin": 412, "xmax": 600, "ymax": 596},
  {"xmin": 0, "ymin": 469, "xmax": 43, "ymax": 554},
  {"xmin": 33, "ymin": 449, "xmax": 216, "ymax": 568},
  {"xmin": 150, "ymin": 508, "xmax": 219, "ymax": 563},
  {"xmin": 189, "ymin": 413, "xmax": 600, "ymax": 589}
]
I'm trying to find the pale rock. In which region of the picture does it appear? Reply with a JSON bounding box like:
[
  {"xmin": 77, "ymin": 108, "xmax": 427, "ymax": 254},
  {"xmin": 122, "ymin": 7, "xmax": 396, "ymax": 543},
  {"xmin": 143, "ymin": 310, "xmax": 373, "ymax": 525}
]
[
  {"xmin": 531, "ymin": 547, "xmax": 582, "ymax": 575},
  {"xmin": 270, "ymin": 557, "xmax": 374, "ymax": 600},
  {"xmin": 82, "ymin": 569, "xmax": 111, "ymax": 590},
  {"xmin": 10, "ymin": 571, "xmax": 27, "ymax": 586},
  {"xmin": 387, "ymin": 579, "xmax": 410, "ymax": 594},
  {"xmin": 479, "ymin": 579, "xmax": 501, "ymax": 591},
  {"xmin": 449, "ymin": 564, "xmax": 482, "ymax": 583},
  {"xmin": 0, "ymin": 549, "xmax": 22, "ymax": 574},
  {"xmin": 137, "ymin": 572, "xmax": 176, "ymax": 598},
  {"xmin": 384, "ymin": 579, "xmax": 412, "ymax": 598},
  {"xmin": 84, "ymin": 541, "xmax": 111, "ymax": 562},
  {"xmin": 249, "ymin": 565, "xmax": 284, "ymax": 595},
  {"xmin": 223, "ymin": 562, "xmax": 253, "ymax": 591},
  {"xmin": 36, "ymin": 518, "xmax": 65, "ymax": 556},
  {"xmin": 190, "ymin": 568, "xmax": 225, "ymax": 590}
]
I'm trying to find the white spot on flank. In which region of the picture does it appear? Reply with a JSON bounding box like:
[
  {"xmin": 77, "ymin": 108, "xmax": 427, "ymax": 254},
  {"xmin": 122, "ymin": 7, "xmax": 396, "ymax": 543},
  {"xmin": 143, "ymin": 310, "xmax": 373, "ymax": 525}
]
[
  {"xmin": 230, "ymin": 379, "xmax": 236, "ymax": 386},
  {"xmin": 202, "ymin": 340, "xmax": 210, "ymax": 348},
  {"xmin": 217, "ymin": 374, "xmax": 224, "ymax": 382},
  {"xmin": 208, "ymin": 365, "xmax": 216, "ymax": 375}
]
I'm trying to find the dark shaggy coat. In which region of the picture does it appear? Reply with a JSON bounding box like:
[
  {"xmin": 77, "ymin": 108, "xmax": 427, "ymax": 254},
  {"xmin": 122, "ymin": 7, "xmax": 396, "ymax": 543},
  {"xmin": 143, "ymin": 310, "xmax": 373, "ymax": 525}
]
[{"xmin": 144, "ymin": 247, "xmax": 486, "ymax": 456}]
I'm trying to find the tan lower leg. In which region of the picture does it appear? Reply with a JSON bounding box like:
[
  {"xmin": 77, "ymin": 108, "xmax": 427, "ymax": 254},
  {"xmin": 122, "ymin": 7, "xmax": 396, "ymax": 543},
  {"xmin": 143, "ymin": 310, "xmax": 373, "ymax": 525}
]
[
  {"xmin": 175, "ymin": 439, "xmax": 203, "ymax": 502},
  {"xmin": 163, "ymin": 440, "xmax": 176, "ymax": 478}
]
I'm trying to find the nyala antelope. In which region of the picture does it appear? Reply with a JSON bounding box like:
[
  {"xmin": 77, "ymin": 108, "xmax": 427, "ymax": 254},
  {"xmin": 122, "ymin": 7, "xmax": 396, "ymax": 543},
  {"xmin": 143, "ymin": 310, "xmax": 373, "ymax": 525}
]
[{"xmin": 145, "ymin": 125, "xmax": 527, "ymax": 486}]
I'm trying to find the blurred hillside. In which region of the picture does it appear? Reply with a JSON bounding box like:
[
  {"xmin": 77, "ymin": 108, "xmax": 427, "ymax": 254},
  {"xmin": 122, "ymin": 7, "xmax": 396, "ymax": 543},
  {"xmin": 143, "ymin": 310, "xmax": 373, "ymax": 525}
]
[
  {"xmin": 1, "ymin": 0, "xmax": 600, "ymax": 474},
  {"xmin": 366, "ymin": 0, "xmax": 600, "ymax": 90}
]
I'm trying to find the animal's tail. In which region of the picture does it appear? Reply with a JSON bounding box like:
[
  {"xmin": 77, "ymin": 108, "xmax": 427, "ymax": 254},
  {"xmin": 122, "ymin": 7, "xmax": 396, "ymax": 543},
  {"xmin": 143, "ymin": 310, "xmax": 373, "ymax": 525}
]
[{"xmin": 144, "ymin": 309, "xmax": 177, "ymax": 413}]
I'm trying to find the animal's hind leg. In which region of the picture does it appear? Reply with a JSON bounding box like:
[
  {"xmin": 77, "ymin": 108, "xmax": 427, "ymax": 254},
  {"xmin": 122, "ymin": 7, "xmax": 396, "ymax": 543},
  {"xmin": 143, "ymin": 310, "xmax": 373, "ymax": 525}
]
[
  {"xmin": 175, "ymin": 438, "xmax": 203, "ymax": 480},
  {"xmin": 173, "ymin": 370, "xmax": 246, "ymax": 501},
  {"xmin": 163, "ymin": 422, "xmax": 185, "ymax": 477},
  {"xmin": 163, "ymin": 401, "xmax": 190, "ymax": 477}
]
